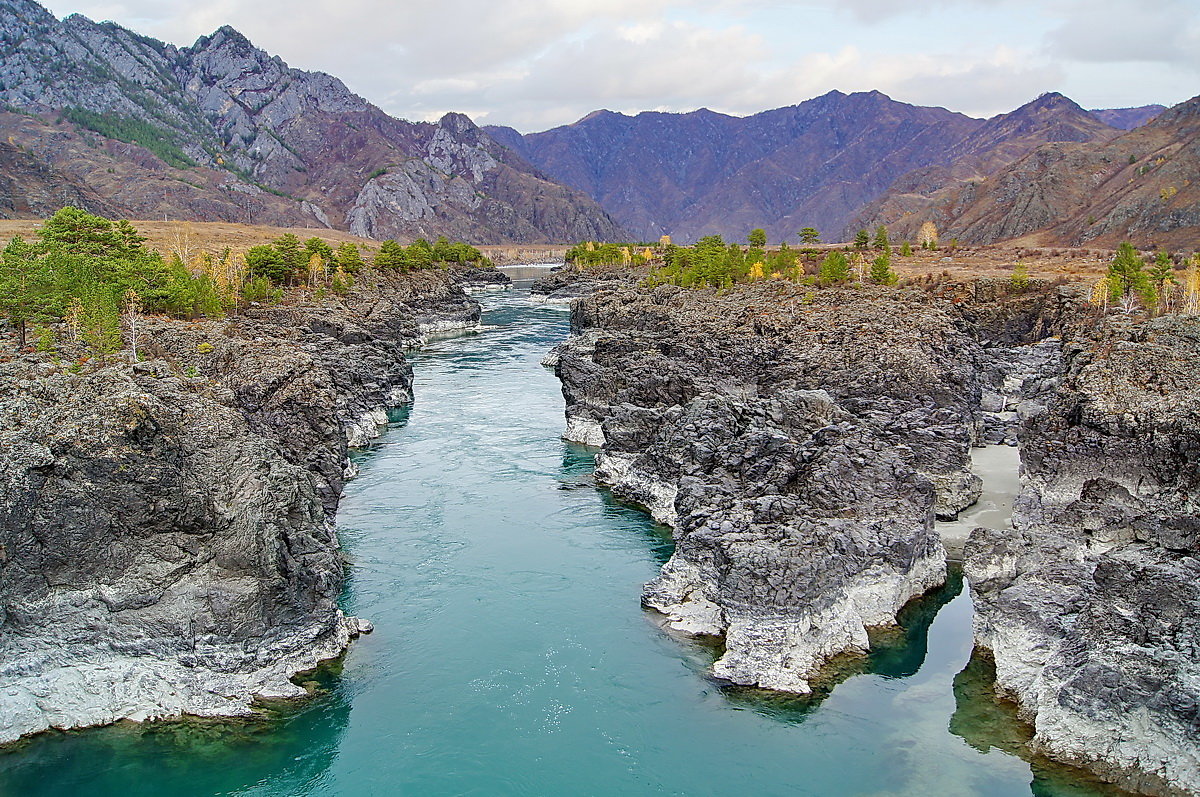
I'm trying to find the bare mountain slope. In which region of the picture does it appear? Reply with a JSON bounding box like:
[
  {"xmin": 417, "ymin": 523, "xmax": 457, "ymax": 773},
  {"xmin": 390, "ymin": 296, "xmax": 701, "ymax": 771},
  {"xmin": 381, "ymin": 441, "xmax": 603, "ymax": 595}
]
[
  {"xmin": 852, "ymin": 93, "xmax": 1120, "ymax": 240},
  {"xmin": 860, "ymin": 95, "xmax": 1200, "ymax": 247},
  {"xmin": 0, "ymin": 0, "xmax": 624, "ymax": 243},
  {"xmin": 488, "ymin": 91, "xmax": 982, "ymax": 243}
]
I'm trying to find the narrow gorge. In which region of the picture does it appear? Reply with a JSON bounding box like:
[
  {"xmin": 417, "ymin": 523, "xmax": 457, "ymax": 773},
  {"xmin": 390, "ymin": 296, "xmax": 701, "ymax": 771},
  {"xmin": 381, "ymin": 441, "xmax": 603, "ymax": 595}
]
[{"xmin": 0, "ymin": 271, "xmax": 1195, "ymax": 796}]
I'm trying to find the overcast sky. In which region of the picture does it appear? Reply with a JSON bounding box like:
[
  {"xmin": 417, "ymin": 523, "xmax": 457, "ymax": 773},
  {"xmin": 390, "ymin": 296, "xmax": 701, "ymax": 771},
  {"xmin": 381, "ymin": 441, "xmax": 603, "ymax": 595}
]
[{"xmin": 42, "ymin": 0, "xmax": 1200, "ymax": 132}]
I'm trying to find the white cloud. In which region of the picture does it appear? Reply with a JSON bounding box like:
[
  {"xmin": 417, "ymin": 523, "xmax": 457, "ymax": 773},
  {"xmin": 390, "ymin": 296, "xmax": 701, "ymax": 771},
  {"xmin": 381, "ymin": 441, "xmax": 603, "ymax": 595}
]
[{"xmin": 39, "ymin": 0, "xmax": 1196, "ymax": 130}]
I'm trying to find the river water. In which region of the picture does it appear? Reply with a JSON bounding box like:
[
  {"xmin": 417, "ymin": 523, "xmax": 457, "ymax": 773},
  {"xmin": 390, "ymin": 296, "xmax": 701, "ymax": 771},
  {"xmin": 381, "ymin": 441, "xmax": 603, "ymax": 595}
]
[{"xmin": 0, "ymin": 289, "xmax": 1122, "ymax": 796}]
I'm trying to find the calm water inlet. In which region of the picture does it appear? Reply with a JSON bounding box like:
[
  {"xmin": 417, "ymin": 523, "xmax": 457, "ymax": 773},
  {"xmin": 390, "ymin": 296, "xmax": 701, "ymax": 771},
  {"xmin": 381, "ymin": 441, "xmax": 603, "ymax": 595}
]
[{"xmin": 0, "ymin": 290, "xmax": 1121, "ymax": 796}]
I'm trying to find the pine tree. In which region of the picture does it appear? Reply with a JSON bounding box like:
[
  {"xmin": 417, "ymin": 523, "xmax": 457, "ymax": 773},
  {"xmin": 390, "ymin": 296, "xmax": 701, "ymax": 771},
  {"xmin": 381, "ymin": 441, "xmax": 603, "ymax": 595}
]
[
  {"xmin": 799, "ymin": 227, "xmax": 821, "ymax": 245},
  {"xmin": 748, "ymin": 228, "xmax": 767, "ymax": 248},
  {"xmin": 39, "ymin": 207, "xmax": 118, "ymax": 256},
  {"xmin": 0, "ymin": 236, "xmax": 54, "ymax": 347},
  {"xmin": 854, "ymin": 229, "xmax": 869, "ymax": 250},
  {"xmin": 900, "ymin": 241, "xmax": 913, "ymax": 257},
  {"xmin": 869, "ymin": 251, "xmax": 897, "ymax": 285},
  {"xmin": 1107, "ymin": 242, "xmax": 1151, "ymax": 304},
  {"xmin": 272, "ymin": 233, "xmax": 305, "ymax": 283},
  {"xmin": 818, "ymin": 250, "xmax": 850, "ymax": 285},
  {"xmin": 873, "ymin": 225, "xmax": 890, "ymax": 252},
  {"xmin": 335, "ymin": 242, "xmax": 364, "ymax": 274},
  {"xmin": 374, "ymin": 240, "xmax": 409, "ymax": 271}
]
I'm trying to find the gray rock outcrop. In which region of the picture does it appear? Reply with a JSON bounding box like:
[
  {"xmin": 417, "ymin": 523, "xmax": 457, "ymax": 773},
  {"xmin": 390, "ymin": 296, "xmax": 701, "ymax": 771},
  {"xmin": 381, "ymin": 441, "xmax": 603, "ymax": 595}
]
[
  {"xmin": 0, "ymin": 271, "xmax": 476, "ymax": 744},
  {"xmin": 965, "ymin": 315, "xmax": 1200, "ymax": 795},
  {"xmin": 555, "ymin": 282, "xmax": 989, "ymax": 692}
]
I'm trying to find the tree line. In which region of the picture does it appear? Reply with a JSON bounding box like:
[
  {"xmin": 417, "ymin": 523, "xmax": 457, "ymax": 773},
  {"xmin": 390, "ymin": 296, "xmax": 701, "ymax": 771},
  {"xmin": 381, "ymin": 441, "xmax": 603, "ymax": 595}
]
[{"xmin": 0, "ymin": 208, "xmax": 492, "ymax": 363}]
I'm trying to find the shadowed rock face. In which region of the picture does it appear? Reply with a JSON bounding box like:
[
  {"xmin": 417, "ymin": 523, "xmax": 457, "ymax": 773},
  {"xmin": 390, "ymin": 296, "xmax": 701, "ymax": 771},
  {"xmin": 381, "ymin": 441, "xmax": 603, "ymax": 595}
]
[
  {"xmin": 553, "ymin": 283, "xmax": 993, "ymax": 692},
  {"xmin": 0, "ymin": 271, "xmax": 477, "ymax": 743},
  {"xmin": 965, "ymin": 315, "xmax": 1200, "ymax": 795},
  {"xmin": 0, "ymin": 1, "xmax": 624, "ymax": 243}
]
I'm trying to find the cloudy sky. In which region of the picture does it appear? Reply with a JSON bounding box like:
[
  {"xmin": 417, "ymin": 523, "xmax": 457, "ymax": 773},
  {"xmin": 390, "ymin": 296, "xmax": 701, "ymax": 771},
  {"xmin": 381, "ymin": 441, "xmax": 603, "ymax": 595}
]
[{"xmin": 42, "ymin": 0, "xmax": 1200, "ymax": 131}]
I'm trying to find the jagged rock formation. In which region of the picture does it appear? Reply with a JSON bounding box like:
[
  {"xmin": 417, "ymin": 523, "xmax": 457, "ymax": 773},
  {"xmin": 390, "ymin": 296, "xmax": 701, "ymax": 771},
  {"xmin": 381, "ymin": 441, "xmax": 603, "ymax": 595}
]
[
  {"xmin": 859, "ymin": 95, "xmax": 1200, "ymax": 248},
  {"xmin": 852, "ymin": 93, "xmax": 1120, "ymax": 241},
  {"xmin": 489, "ymin": 91, "xmax": 982, "ymax": 243},
  {"xmin": 0, "ymin": 0, "xmax": 624, "ymax": 243},
  {"xmin": 965, "ymin": 315, "xmax": 1200, "ymax": 795},
  {"xmin": 553, "ymin": 282, "xmax": 993, "ymax": 692},
  {"xmin": 0, "ymin": 271, "xmax": 478, "ymax": 744}
]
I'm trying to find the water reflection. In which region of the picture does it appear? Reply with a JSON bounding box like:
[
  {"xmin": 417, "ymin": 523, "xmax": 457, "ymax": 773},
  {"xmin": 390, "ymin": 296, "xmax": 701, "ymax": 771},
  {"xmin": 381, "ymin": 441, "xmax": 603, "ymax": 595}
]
[{"xmin": 0, "ymin": 664, "xmax": 351, "ymax": 797}]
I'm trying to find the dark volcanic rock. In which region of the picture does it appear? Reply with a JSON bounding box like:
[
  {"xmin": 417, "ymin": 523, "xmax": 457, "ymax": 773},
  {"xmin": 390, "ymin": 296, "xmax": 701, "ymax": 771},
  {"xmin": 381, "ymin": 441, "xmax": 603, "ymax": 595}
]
[
  {"xmin": 554, "ymin": 282, "xmax": 993, "ymax": 691},
  {"xmin": 529, "ymin": 264, "xmax": 642, "ymax": 305},
  {"xmin": 448, "ymin": 264, "xmax": 512, "ymax": 293},
  {"xmin": 964, "ymin": 315, "xmax": 1200, "ymax": 794},
  {"xmin": 0, "ymin": 271, "xmax": 477, "ymax": 743}
]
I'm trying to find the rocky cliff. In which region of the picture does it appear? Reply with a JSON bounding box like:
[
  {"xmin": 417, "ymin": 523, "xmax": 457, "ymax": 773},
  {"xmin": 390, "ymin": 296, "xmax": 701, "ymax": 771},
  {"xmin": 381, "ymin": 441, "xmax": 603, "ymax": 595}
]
[
  {"xmin": 0, "ymin": 271, "xmax": 479, "ymax": 743},
  {"xmin": 965, "ymin": 314, "xmax": 1200, "ymax": 795},
  {"xmin": 0, "ymin": 0, "xmax": 624, "ymax": 243},
  {"xmin": 553, "ymin": 273, "xmax": 1200, "ymax": 793},
  {"xmin": 553, "ymin": 281, "xmax": 992, "ymax": 692}
]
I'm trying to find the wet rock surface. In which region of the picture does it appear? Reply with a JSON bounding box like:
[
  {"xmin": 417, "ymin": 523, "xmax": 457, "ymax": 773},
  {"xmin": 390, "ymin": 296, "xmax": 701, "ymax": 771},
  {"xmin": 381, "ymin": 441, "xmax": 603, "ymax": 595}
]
[
  {"xmin": 965, "ymin": 315, "xmax": 1200, "ymax": 795},
  {"xmin": 554, "ymin": 282, "xmax": 991, "ymax": 692},
  {"xmin": 0, "ymin": 271, "xmax": 477, "ymax": 744}
]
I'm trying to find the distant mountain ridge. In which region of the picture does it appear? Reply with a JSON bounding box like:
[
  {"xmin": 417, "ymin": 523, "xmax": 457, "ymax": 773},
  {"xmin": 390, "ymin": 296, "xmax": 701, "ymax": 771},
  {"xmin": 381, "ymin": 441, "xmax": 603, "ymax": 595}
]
[
  {"xmin": 852, "ymin": 93, "xmax": 1122, "ymax": 240},
  {"xmin": 858, "ymin": 95, "xmax": 1200, "ymax": 248},
  {"xmin": 488, "ymin": 91, "xmax": 985, "ymax": 242},
  {"xmin": 493, "ymin": 91, "xmax": 1184, "ymax": 246},
  {"xmin": 0, "ymin": 0, "xmax": 626, "ymax": 243},
  {"xmin": 1089, "ymin": 105, "xmax": 1166, "ymax": 130},
  {"xmin": 0, "ymin": 0, "xmax": 1183, "ymax": 247}
]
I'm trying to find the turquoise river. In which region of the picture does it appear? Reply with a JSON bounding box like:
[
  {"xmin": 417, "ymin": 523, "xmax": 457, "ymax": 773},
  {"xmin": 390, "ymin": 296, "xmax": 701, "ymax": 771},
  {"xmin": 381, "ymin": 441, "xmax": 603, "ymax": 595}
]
[{"xmin": 0, "ymin": 287, "xmax": 1125, "ymax": 796}]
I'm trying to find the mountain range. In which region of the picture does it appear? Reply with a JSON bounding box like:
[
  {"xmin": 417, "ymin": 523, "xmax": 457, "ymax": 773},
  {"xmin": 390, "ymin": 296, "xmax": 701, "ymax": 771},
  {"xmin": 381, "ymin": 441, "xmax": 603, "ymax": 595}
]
[
  {"xmin": 0, "ymin": 0, "xmax": 1191, "ymax": 247},
  {"xmin": 0, "ymin": 0, "xmax": 624, "ymax": 243}
]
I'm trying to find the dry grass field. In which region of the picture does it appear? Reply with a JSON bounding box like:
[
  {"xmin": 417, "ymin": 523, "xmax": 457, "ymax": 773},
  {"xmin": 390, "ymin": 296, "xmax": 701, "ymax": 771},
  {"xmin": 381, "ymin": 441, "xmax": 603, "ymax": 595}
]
[
  {"xmin": 0, "ymin": 218, "xmax": 573, "ymax": 266},
  {"xmin": 0, "ymin": 215, "xmax": 1139, "ymax": 278},
  {"xmin": 0, "ymin": 219, "xmax": 375, "ymax": 260}
]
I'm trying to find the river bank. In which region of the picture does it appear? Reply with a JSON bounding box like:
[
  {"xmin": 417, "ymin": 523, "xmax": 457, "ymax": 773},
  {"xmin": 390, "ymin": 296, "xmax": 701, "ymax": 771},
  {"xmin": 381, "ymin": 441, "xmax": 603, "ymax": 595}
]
[{"xmin": 0, "ymin": 269, "xmax": 484, "ymax": 744}]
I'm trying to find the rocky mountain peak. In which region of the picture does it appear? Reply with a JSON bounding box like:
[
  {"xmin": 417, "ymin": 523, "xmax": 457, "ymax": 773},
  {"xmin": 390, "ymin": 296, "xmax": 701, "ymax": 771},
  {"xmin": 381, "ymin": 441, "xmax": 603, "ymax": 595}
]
[
  {"xmin": 438, "ymin": 111, "xmax": 480, "ymax": 137},
  {"xmin": 1149, "ymin": 93, "xmax": 1200, "ymax": 127},
  {"xmin": 1025, "ymin": 91, "xmax": 1077, "ymax": 111},
  {"xmin": 0, "ymin": 0, "xmax": 54, "ymax": 24}
]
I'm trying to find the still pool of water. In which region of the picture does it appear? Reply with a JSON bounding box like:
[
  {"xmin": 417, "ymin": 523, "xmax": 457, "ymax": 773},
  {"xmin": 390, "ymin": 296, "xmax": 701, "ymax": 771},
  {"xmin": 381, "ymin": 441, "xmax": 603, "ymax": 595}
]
[{"xmin": 0, "ymin": 290, "xmax": 1124, "ymax": 796}]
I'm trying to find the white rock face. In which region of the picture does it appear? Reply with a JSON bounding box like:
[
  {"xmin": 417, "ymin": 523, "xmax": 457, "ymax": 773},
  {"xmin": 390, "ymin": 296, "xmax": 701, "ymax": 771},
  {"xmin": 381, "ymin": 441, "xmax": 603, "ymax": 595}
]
[
  {"xmin": 965, "ymin": 316, "xmax": 1200, "ymax": 795},
  {"xmin": 0, "ymin": 615, "xmax": 363, "ymax": 745}
]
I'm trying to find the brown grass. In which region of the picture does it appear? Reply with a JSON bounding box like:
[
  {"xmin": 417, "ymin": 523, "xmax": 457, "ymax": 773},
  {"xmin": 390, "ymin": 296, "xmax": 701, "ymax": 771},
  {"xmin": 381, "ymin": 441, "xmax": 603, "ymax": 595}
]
[{"xmin": 0, "ymin": 219, "xmax": 378, "ymax": 260}]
